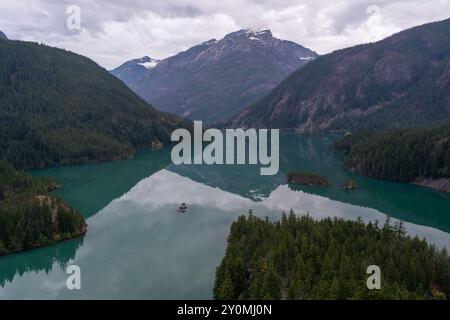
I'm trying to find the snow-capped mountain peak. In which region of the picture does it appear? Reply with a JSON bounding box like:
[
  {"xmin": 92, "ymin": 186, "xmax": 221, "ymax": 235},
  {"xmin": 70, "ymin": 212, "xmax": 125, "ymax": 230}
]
[
  {"xmin": 111, "ymin": 28, "xmax": 318, "ymax": 123},
  {"xmin": 136, "ymin": 56, "xmax": 160, "ymax": 69}
]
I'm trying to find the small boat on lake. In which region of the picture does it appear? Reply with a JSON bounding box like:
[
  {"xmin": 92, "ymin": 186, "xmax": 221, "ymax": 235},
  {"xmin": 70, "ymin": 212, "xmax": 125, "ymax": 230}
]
[{"xmin": 177, "ymin": 203, "xmax": 188, "ymax": 213}]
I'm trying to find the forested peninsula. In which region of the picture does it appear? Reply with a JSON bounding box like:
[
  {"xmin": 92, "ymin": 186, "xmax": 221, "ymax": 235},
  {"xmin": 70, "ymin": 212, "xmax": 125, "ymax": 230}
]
[
  {"xmin": 214, "ymin": 212, "xmax": 450, "ymax": 300},
  {"xmin": 0, "ymin": 161, "xmax": 86, "ymax": 256},
  {"xmin": 332, "ymin": 125, "xmax": 450, "ymax": 194}
]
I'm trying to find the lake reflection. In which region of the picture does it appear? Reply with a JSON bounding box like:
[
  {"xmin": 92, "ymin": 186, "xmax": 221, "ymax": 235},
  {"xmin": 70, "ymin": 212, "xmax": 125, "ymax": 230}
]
[{"xmin": 1, "ymin": 134, "xmax": 449, "ymax": 299}]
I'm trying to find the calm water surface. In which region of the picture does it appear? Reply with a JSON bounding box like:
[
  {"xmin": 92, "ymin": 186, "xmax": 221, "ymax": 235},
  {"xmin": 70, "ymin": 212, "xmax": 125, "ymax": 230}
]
[{"xmin": 0, "ymin": 134, "xmax": 449, "ymax": 299}]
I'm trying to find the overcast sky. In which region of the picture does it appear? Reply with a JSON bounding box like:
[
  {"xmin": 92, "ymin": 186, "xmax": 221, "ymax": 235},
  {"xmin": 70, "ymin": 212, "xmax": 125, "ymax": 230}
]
[{"xmin": 1, "ymin": 0, "xmax": 450, "ymax": 69}]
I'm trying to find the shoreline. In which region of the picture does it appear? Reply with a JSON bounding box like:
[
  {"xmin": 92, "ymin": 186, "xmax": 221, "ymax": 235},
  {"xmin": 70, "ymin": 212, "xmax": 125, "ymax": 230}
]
[
  {"xmin": 413, "ymin": 177, "xmax": 450, "ymax": 195},
  {"xmin": 346, "ymin": 165, "xmax": 450, "ymax": 195},
  {"xmin": 0, "ymin": 225, "xmax": 87, "ymax": 258},
  {"xmin": 26, "ymin": 145, "xmax": 171, "ymax": 174}
]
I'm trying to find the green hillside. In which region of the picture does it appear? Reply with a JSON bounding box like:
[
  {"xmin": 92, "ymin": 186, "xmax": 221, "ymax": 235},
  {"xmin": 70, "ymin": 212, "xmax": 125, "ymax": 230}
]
[
  {"xmin": 0, "ymin": 161, "xmax": 86, "ymax": 256},
  {"xmin": 0, "ymin": 38, "xmax": 189, "ymax": 170}
]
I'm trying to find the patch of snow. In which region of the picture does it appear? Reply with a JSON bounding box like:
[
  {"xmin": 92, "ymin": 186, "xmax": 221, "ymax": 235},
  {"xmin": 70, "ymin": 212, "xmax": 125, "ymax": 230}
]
[
  {"xmin": 202, "ymin": 39, "xmax": 217, "ymax": 46},
  {"xmin": 246, "ymin": 26, "xmax": 270, "ymax": 35},
  {"xmin": 245, "ymin": 26, "xmax": 271, "ymax": 41},
  {"xmin": 137, "ymin": 59, "xmax": 160, "ymax": 69}
]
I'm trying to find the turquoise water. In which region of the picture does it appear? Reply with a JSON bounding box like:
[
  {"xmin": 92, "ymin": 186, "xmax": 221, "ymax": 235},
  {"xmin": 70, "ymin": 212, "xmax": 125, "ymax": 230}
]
[{"xmin": 0, "ymin": 134, "xmax": 449, "ymax": 299}]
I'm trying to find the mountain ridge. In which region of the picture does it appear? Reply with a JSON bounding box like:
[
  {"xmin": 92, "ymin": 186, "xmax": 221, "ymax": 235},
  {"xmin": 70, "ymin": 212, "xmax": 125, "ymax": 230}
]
[
  {"xmin": 111, "ymin": 28, "xmax": 318, "ymax": 122},
  {"xmin": 227, "ymin": 18, "xmax": 450, "ymax": 132}
]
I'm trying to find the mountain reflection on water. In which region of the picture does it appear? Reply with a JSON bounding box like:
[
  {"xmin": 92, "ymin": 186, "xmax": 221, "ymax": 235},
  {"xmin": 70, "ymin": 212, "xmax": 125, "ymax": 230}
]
[{"xmin": 0, "ymin": 134, "xmax": 449, "ymax": 299}]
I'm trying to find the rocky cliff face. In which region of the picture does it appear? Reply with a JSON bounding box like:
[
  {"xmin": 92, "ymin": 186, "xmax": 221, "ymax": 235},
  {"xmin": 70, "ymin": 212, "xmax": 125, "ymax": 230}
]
[
  {"xmin": 228, "ymin": 18, "xmax": 450, "ymax": 132},
  {"xmin": 111, "ymin": 28, "xmax": 317, "ymax": 123}
]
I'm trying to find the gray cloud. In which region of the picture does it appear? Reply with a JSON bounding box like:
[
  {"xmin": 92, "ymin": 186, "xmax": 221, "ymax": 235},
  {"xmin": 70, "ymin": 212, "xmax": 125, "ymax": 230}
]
[{"xmin": 1, "ymin": 0, "xmax": 449, "ymax": 69}]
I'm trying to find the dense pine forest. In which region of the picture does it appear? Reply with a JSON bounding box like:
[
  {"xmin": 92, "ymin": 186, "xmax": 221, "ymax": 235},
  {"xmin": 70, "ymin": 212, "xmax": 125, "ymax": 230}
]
[
  {"xmin": 0, "ymin": 38, "xmax": 190, "ymax": 170},
  {"xmin": 214, "ymin": 212, "xmax": 450, "ymax": 300},
  {"xmin": 0, "ymin": 161, "xmax": 86, "ymax": 256},
  {"xmin": 332, "ymin": 125, "xmax": 450, "ymax": 183}
]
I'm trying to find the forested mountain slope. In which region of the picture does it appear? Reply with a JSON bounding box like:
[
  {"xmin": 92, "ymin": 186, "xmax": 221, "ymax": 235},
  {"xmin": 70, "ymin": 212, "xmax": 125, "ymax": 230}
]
[
  {"xmin": 228, "ymin": 18, "xmax": 450, "ymax": 132},
  {"xmin": 0, "ymin": 38, "xmax": 190, "ymax": 170}
]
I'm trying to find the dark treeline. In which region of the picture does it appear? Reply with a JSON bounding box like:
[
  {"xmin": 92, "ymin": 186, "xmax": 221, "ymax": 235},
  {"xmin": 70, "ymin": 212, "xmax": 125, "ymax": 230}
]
[
  {"xmin": 214, "ymin": 212, "xmax": 450, "ymax": 300},
  {"xmin": 0, "ymin": 38, "xmax": 190, "ymax": 170},
  {"xmin": 0, "ymin": 161, "xmax": 86, "ymax": 256},
  {"xmin": 332, "ymin": 125, "xmax": 450, "ymax": 182},
  {"xmin": 287, "ymin": 171, "xmax": 329, "ymax": 187}
]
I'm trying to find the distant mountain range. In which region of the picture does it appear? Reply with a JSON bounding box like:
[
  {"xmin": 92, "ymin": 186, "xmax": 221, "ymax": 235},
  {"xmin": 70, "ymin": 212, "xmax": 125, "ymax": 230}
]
[
  {"xmin": 0, "ymin": 38, "xmax": 189, "ymax": 170},
  {"xmin": 0, "ymin": 31, "xmax": 7, "ymax": 40},
  {"xmin": 111, "ymin": 27, "xmax": 317, "ymax": 123},
  {"xmin": 228, "ymin": 18, "xmax": 450, "ymax": 132}
]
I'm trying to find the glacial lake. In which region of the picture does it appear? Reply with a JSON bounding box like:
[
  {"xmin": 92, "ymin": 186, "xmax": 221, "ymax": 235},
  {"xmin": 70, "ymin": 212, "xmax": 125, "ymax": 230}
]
[{"xmin": 1, "ymin": 134, "xmax": 449, "ymax": 299}]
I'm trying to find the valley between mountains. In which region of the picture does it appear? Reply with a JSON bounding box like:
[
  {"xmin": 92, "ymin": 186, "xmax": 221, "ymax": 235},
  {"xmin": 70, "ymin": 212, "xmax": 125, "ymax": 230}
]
[{"xmin": 1, "ymin": 15, "xmax": 450, "ymax": 300}]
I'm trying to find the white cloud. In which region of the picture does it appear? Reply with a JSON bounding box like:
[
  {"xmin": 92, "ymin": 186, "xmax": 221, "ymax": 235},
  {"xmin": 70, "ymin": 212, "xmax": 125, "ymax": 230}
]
[{"xmin": 1, "ymin": 0, "xmax": 449, "ymax": 69}]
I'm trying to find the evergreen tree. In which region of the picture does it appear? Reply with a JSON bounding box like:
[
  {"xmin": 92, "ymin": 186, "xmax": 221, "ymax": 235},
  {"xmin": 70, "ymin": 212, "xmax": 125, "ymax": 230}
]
[{"xmin": 216, "ymin": 270, "xmax": 235, "ymax": 300}]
